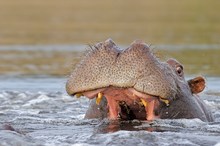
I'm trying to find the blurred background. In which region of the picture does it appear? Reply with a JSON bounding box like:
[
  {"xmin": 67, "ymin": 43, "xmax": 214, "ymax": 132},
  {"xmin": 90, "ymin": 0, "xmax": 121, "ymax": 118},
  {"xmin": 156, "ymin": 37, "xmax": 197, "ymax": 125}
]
[{"xmin": 0, "ymin": 0, "xmax": 220, "ymax": 76}]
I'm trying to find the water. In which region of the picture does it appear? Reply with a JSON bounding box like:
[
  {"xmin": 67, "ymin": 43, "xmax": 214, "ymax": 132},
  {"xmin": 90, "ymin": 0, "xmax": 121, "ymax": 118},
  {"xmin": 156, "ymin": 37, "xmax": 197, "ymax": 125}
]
[
  {"xmin": 0, "ymin": 76, "xmax": 220, "ymax": 146},
  {"xmin": 0, "ymin": 44, "xmax": 220, "ymax": 145}
]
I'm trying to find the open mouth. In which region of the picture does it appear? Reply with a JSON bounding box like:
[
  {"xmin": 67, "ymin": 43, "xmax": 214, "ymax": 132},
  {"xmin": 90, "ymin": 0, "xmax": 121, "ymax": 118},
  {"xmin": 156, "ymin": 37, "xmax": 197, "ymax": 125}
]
[{"xmin": 74, "ymin": 86, "xmax": 170, "ymax": 121}]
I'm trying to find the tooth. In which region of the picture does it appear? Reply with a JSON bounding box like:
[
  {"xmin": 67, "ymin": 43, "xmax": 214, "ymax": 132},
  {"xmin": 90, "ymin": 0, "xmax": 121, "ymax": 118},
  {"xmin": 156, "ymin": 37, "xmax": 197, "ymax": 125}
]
[
  {"xmin": 96, "ymin": 92, "xmax": 103, "ymax": 105},
  {"xmin": 160, "ymin": 98, "xmax": 169, "ymax": 106},
  {"xmin": 140, "ymin": 98, "xmax": 147, "ymax": 107},
  {"xmin": 75, "ymin": 93, "xmax": 82, "ymax": 98}
]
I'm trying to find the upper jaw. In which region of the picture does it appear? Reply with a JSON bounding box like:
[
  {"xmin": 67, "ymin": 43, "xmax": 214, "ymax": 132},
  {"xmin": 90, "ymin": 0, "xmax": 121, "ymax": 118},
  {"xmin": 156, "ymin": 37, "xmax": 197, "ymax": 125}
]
[{"xmin": 73, "ymin": 86, "xmax": 170, "ymax": 121}]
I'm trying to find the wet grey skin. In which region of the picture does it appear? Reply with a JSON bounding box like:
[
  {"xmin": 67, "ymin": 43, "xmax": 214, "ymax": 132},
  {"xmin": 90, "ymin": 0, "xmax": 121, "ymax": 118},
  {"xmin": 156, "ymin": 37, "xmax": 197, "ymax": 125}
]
[{"xmin": 66, "ymin": 39, "xmax": 213, "ymax": 122}]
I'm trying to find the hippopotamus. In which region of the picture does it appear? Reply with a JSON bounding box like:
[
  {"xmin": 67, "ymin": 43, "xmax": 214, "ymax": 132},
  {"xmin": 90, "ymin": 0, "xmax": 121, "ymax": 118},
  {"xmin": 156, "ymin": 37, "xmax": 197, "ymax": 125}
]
[{"xmin": 66, "ymin": 39, "xmax": 213, "ymax": 122}]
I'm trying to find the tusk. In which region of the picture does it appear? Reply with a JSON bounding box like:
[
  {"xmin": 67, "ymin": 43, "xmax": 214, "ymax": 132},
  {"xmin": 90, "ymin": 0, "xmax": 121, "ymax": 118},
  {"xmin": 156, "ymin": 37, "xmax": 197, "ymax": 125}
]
[
  {"xmin": 96, "ymin": 92, "xmax": 103, "ymax": 105},
  {"xmin": 75, "ymin": 93, "xmax": 83, "ymax": 98},
  {"xmin": 140, "ymin": 98, "xmax": 147, "ymax": 107},
  {"xmin": 160, "ymin": 98, "xmax": 169, "ymax": 106}
]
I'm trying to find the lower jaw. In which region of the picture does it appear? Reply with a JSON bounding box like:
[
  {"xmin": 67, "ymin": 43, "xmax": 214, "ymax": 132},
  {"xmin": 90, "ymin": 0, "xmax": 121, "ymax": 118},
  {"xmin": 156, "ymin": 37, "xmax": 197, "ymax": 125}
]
[
  {"xmin": 77, "ymin": 87, "xmax": 167, "ymax": 121},
  {"xmin": 105, "ymin": 95, "xmax": 159, "ymax": 121}
]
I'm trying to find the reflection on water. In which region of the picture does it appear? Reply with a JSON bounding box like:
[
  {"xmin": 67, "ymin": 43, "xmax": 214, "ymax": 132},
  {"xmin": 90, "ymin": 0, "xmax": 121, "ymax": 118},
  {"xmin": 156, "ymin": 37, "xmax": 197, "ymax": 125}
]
[
  {"xmin": 0, "ymin": 45, "xmax": 219, "ymax": 76},
  {"xmin": 96, "ymin": 120, "xmax": 176, "ymax": 133}
]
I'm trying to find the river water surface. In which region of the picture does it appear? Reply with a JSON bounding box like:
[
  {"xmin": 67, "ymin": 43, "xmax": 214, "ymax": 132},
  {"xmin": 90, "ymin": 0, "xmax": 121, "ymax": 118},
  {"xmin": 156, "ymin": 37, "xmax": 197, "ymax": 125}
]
[{"xmin": 0, "ymin": 45, "xmax": 220, "ymax": 146}]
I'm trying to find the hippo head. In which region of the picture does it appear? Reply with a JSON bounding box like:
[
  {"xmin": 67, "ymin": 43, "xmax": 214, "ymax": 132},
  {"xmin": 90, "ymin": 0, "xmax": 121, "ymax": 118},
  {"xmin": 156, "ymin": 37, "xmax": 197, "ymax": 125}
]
[{"xmin": 66, "ymin": 39, "xmax": 212, "ymax": 122}]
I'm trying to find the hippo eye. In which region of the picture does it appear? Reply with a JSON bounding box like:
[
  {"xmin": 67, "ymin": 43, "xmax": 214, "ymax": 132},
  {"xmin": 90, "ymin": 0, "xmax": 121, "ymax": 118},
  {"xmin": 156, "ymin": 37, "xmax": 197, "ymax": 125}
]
[{"xmin": 176, "ymin": 65, "xmax": 183, "ymax": 76}]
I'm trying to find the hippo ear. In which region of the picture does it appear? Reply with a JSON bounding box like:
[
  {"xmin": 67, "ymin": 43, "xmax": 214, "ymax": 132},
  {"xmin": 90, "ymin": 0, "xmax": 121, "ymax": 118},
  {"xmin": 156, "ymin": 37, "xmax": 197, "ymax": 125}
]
[{"xmin": 187, "ymin": 76, "xmax": 206, "ymax": 94}]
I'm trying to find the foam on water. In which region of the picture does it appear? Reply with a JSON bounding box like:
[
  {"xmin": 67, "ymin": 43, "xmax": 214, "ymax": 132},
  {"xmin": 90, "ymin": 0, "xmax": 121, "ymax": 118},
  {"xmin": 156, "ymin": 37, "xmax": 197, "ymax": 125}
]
[{"xmin": 0, "ymin": 76, "xmax": 220, "ymax": 146}]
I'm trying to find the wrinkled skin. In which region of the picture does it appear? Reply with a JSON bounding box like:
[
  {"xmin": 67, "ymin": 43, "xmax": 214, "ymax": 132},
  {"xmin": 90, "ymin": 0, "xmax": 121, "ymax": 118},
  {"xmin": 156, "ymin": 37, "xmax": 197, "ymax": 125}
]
[{"xmin": 66, "ymin": 39, "xmax": 213, "ymax": 122}]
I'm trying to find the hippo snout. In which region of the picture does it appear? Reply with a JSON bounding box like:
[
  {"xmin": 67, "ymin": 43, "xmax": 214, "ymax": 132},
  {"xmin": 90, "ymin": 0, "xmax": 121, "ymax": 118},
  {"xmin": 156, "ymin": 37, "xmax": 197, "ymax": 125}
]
[{"xmin": 66, "ymin": 39, "xmax": 177, "ymax": 100}]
